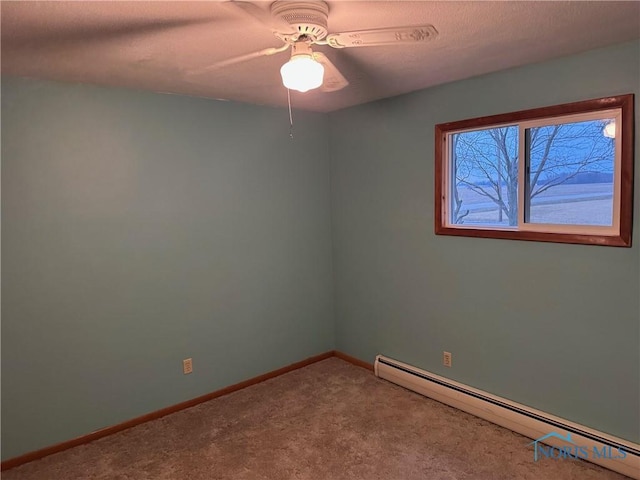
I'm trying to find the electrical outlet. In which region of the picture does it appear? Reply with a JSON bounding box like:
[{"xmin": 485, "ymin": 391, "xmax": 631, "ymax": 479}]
[
  {"xmin": 443, "ymin": 351, "xmax": 452, "ymax": 368},
  {"xmin": 183, "ymin": 358, "xmax": 193, "ymax": 375}
]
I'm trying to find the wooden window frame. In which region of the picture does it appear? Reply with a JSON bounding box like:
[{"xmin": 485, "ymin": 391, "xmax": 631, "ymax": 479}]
[{"xmin": 434, "ymin": 95, "xmax": 635, "ymax": 247}]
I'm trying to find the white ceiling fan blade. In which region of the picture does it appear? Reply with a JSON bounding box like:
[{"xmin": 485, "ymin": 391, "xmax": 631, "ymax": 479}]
[
  {"xmin": 313, "ymin": 52, "xmax": 349, "ymax": 92},
  {"xmin": 325, "ymin": 25, "xmax": 438, "ymax": 49},
  {"xmin": 188, "ymin": 44, "xmax": 290, "ymax": 75},
  {"xmin": 224, "ymin": 1, "xmax": 296, "ymax": 34}
]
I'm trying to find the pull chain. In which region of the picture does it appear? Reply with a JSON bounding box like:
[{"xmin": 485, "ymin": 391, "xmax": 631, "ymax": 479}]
[{"xmin": 287, "ymin": 88, "xmax": 294, "ymax": 139}]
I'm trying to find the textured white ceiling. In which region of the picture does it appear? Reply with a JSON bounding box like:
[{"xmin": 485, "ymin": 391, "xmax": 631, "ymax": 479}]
[{"xmin": 2, "ymin": 1, "xmax": 639, "ymax": 112}]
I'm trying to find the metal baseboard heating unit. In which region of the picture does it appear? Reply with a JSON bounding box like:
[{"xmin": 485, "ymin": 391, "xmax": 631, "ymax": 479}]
[{"xmin": 375, "ymin": 355, "xmax": 640, "ymax": 479}]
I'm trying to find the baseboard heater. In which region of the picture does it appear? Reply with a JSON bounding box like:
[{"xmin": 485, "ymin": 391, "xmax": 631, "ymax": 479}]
[{"xmin": 375, "ymin": 355, "xmax": 640, "ymax": 479}]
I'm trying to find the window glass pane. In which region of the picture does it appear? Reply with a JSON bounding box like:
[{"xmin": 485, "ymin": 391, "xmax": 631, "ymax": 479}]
[
  {"xmin": 450, "ymin": 126, "xmax": 518, "ymax": 227},
  {"xmin": 526, "ymin": 119, "xmax": 615, "ymax": 226}
]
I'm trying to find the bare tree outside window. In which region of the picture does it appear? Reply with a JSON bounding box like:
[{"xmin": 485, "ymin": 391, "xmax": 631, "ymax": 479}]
[{"xmin": 451, "ymin": 119, "xmax": 614, "ymax": 227}]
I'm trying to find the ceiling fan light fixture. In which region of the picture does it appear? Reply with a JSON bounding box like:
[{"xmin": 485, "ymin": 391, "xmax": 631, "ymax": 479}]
[{"xmin": 280, "ymin": 42, "xmax": 324, "ymax": 93}]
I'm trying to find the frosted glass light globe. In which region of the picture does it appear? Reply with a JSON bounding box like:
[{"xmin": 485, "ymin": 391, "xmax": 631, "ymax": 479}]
[{"xmin": 280, "ymin": 55, "xmax": 324, "ymax": 93}]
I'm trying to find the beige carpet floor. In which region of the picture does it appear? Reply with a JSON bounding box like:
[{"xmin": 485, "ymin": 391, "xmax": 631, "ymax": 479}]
[{"xmin": 3, "ymin": 357, "xmax": 630, "ymax": 479}]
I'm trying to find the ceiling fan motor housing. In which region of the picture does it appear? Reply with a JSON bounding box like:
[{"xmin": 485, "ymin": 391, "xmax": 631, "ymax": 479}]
[{"xmin": 271, "ymin": 1, "xmax": 330, "ymax": 42}]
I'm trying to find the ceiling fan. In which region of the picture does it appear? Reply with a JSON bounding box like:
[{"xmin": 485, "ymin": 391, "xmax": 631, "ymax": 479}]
[{"xmin": 191, "ymin": 0, "xmax": 438, "ymax": 93}]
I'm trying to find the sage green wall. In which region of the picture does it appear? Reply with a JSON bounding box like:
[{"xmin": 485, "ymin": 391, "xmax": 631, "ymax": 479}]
[
  {"xmin": 1, "ymin": 78, "xmax": 335, "ymax": 459},
  {"xmin": 329, "ymin": 40, "xmax": 640, "ymax": 443}
]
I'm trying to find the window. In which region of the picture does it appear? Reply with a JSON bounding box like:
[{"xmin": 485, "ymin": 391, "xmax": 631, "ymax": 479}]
[{"xmin": 435, "ymin": 95, "xmax": 634, "ymax": 246}]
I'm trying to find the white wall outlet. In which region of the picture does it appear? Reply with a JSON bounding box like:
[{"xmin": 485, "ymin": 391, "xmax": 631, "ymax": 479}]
[
  {"xmin": 443, "ymin": 351, "xmax": 452, "ymax": 368},
  {"xmin": 183, "ymin": 358, "xmax": 193, "ymax": 375}
]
